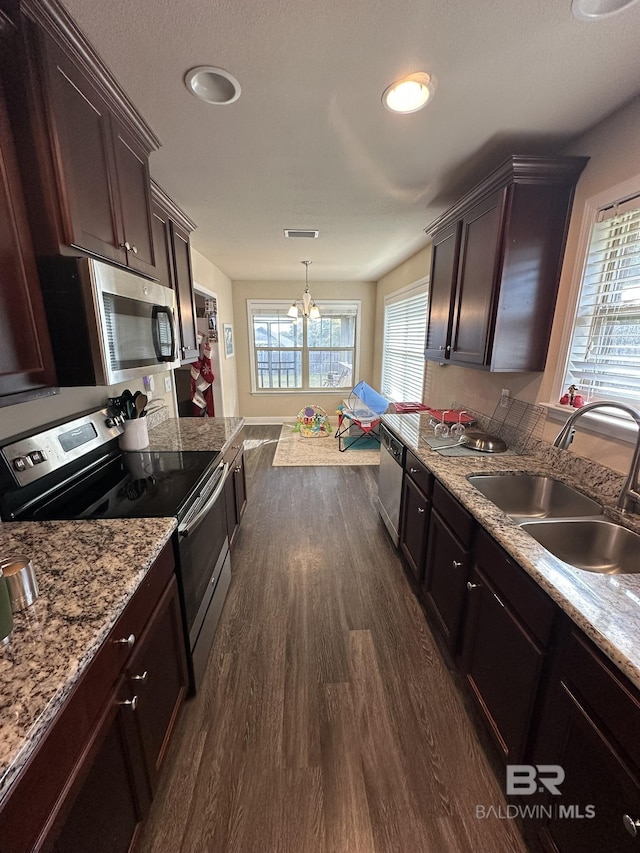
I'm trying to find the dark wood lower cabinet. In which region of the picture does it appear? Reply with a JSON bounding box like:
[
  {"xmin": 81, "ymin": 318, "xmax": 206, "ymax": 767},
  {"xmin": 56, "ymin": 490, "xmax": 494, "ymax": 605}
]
[
  {"xmin": 462, "ymin": 564, "xmax": 547, "ymax": 762},
  {"xmin": 533, "ymin": 626, "xmax": 640, "ymax": 853},
  {"xmin": 399, "ymin": 474, "xmax": 430, "ymax": 581},
  {"xmin": 225, "ymin": 440, "xmax": 247, "ymax": 547},
  {"xmin": 52, "ymin": 677, "xmax": 151, "ymax": 853}
]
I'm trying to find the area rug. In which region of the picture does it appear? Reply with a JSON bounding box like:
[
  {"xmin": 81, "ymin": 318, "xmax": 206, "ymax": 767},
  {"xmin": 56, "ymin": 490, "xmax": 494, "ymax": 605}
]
[{"xmin": 272, "ymin": 422, "xmax": 380, "ymax": 466}]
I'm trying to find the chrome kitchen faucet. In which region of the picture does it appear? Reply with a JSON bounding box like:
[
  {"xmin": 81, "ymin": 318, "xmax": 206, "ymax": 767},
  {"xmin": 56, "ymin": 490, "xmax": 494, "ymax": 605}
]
[{"xmin": 553, "ymin": 401, "xmax": 640, "ymax": 514}]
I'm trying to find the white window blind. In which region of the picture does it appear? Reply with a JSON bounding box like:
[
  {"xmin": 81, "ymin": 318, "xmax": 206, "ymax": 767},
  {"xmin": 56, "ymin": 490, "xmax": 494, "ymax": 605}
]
[
  {"xmin": 563, "ymin": 195, "xmax": 640, "ymax": 407},
  {"xmin": 381, "ymin": 283, "xmax": 428, "ymax": 402}
]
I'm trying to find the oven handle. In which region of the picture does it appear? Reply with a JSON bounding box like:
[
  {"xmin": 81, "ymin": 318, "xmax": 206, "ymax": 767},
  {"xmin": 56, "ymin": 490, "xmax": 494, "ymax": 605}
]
[{"xmin": 178, "ymin": 461, "xmax": 228, "ymax": 537}]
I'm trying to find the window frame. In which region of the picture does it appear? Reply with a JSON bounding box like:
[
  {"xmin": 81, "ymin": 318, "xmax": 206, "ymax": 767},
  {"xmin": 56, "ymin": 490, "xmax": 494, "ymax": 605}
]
[
  {"xmin": 247, "ymin": 299, "xmax": 361, "ymax": 394},
  {"xmin": 381, "ymin": 276, "xmax": 429, "ymax": 404},
  {"xmin": 548, "ymin": 172, "xmax": 640, "ymax": 444}
]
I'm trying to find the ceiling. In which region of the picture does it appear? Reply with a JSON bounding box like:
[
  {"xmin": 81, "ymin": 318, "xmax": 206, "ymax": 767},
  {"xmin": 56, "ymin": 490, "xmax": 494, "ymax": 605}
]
[{"xmin": 61, "ymin": 0, "xmax": 640, "ymax": 282}]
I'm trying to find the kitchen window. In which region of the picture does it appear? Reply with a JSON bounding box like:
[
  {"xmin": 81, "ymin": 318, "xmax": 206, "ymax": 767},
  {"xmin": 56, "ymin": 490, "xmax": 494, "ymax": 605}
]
[
  {"xmin": 248, "ymin": 300, "xmax": 360, "ymax": 392},
  {"xmin": 381, "ymin": 278, "xmax": 429, "ymax": 403},
  {"xmin": 560, "ymin": 192, "xmax": 640, "ymax": 410}
]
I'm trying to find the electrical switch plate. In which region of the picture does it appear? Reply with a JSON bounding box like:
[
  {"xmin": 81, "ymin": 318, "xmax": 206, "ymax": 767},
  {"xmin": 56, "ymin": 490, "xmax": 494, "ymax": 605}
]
[{"xmin": 164, "ymin": 376, "xmax": 172, "ymax": 393}]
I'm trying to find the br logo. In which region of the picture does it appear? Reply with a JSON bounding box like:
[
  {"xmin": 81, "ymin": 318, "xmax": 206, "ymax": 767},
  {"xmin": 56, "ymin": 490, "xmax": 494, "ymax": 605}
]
[{"xmin": 507, "ymin": 765, "xmax": 565, "ymax": 796}]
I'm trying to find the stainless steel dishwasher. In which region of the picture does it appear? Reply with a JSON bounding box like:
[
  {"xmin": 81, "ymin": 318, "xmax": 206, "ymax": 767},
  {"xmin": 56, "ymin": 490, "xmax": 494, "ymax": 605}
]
[{"xmin": 377, "ymin": 424, "xmax": 405, "ymax": 546}]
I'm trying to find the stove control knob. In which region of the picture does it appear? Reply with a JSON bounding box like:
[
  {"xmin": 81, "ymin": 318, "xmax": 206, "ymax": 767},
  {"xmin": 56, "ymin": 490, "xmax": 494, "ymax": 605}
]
[
  {"xmin": 12, "ymin": 457, "xmax": 28, "ymax": 472},
  {"xmin": 105, "ymin": 416, "xmax": 123, "ymax": 428},
  {"xmin": 28, "ymin": 450, "xmax": 46, "ymax": 464}
]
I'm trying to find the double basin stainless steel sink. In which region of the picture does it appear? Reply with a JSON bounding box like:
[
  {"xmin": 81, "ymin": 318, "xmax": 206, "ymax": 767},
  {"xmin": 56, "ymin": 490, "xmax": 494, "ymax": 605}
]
[{"xmin": 467, "ymin": 473, "xmax": 640, "ymax": 575}]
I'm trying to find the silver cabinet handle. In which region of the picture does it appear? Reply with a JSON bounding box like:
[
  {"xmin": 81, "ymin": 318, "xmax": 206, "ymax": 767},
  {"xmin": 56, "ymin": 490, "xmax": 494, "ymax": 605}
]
[
  {"xmin": 235, "ymin": 466, "xmax": 242, "ymax": 473},
  {"xmin": 120, "ymin": 241, "xmax": 131, "ymax": 251},
  {"xmin": 453, "ymin": 560, "xmax": 462, "ymax": 569},
  {"xmin": 493, "ymin": 592, "xmax": 505, "ymax": 608},
  {"xmin": 623, "ymin": 815, "xmax": 640, "ymax": 837},
  {"xmin": 113, "ymin": 633, "xmax": 135, "ymax": 648},
  {"xmin": 118, "ymin": 695, "xmax": 138, "ymax": 711},
  {"xmin": 417, "ymin": 507, "xmax": 425, "ymax": 513},
  {"xmin": 131, "ymin": 671, "xmax": 148, "ymax": 683},
  {"xmin": 130, "ymin": 245, "xmax": 138, "ymax": 254},
  {"xmin": 467, "ymin": 582, "xmax": 480, "ymax": 590},
  {"xmin": 410, "ymin": 467, "xmax": 420, "ymax": 474}
]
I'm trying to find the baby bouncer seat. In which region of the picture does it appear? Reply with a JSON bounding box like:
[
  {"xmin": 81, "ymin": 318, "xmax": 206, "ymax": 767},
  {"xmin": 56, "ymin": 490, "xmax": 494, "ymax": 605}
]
[{"xmin": 335, "ymin": 381, "xmax": 390, "ymax": 451}]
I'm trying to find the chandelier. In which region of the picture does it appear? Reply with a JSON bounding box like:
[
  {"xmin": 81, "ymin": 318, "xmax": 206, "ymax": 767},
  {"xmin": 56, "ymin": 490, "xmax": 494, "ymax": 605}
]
[{"xmin": 288, "ymin": 261, "xmax": 320, "ymax": 319}]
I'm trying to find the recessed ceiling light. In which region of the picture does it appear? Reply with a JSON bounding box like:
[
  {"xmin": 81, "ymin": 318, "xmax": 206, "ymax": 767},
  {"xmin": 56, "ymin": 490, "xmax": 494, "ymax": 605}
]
[
  {"xmin": 184, "ymin": 66, "xmax": 241, "ymax": 104},
  {"xmin": 571, "ymin": 0, "xmax": 640, "ymax": 19},
  {"xmin": 382, "ymin": 72, "xmax": 436, "ymax": 114}
]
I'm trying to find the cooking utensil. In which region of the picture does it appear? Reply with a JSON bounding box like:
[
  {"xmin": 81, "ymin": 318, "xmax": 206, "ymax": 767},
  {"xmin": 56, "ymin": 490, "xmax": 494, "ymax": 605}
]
[
  {"xmin": 134, "ymin": 393, "xmax": 148, "ymax": 419},
  {"xmin": 460, "ymin": 431, "xmax": 508, "ymax": 453}
]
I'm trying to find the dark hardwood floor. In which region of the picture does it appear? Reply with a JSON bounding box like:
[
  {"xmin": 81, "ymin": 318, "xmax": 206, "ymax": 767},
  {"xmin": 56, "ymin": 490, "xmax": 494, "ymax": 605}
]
[{"xmin": 137, "ymin": 425, "xmax": 527, "ymax": 853}]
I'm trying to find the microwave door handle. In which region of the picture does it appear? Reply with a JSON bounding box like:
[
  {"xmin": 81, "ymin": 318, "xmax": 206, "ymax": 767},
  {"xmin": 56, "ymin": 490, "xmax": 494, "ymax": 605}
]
[
  {"xmin": 152, "ymin": 306, "xmax": 177, "ymax": 362},
  {"xmin": 178, "ymin": 462, "xmax": 228, "ymax": 537}
]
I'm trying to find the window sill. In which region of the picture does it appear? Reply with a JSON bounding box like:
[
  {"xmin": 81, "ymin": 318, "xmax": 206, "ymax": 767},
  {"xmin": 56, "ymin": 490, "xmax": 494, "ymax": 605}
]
[
  {"xmin": 250, "ymin": 388, "xmax": 351, "ymax": 396},
  {"xmin": 541, "ymin": 401, "xmax": 639, "ymax": 446}
]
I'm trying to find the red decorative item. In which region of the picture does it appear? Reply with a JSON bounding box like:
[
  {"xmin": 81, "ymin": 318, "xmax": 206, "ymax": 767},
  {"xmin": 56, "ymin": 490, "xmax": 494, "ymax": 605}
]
[
  {"xmin": 190, "ymin": 336, "xmax": 215, "ymax": 417},
  {"xmin": 559, "ymin": 393, "xmax": 570, "ymax": 405},
  {"xmin": 425, "ymin": 408, "xmax": 476, "ymax": 425},
  {"xmin": 572, "ymin": 395, "xmax": 585, "ymax": 408}
]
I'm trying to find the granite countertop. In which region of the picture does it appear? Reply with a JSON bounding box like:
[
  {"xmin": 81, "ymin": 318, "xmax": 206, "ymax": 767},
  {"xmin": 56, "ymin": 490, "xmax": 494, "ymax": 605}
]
[
  {"xmin": 0, "ymin": 517, "xmax": 176, "ymax": 806},
  {"xmin": 146, "ymin": 416, "xmax": 245, "ymax": 452},
  {"xmin": 382, "ymin": 412, "xmax": 640, "ymax": 692}
]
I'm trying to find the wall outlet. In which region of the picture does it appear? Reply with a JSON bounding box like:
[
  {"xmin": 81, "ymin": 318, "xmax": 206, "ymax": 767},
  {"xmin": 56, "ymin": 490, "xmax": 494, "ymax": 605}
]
[
  {"xmin": 500, "ymin": 388, "xmax": 510, "ymax": 408},
  {"xmin": 164, "ymin": 376, "xmax": 172, "ymax": 393}
]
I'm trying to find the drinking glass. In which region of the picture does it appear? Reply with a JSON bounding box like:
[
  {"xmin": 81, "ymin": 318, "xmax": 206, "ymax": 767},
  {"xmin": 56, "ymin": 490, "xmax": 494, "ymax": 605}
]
[
  {"xmin": 450, "ymin": 411, "xmax": 467, "ymax": 439},
  {"xmin": 434, "ymin": 410, "xmax": 450, "ymax": 439}
]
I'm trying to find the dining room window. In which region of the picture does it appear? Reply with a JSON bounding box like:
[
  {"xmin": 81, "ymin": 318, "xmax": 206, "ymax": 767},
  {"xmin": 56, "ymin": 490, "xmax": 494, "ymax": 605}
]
[{"xmin": 248, "ymin": 300, "xmax": 360, "ymax": 392}]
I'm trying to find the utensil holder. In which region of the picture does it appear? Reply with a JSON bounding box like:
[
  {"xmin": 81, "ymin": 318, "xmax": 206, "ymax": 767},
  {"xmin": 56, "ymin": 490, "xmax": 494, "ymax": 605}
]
[
  {"xmin": 0, "ymin": 555, "xmax": 39, "ymax": 612},
  {"xmin": 0, "ymin": 571, "xmax": 13, "ymax": 645},
  {"xmin": 119, "ymin": 418, "xmax": 149, "ymax": 451}
]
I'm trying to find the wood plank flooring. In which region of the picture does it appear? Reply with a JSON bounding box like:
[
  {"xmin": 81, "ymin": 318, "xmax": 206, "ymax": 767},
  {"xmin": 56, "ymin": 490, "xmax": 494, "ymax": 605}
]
[{"xmin": 136, "ymin": 425, "xmax": 528, "ymax": 853}]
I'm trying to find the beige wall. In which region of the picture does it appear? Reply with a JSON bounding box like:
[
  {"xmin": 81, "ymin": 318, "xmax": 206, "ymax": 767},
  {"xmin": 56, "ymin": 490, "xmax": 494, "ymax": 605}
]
[
  {"xmin": 231, "ymin": 280, "xmax": 376, "ymax": 420},
  {"xmin": 373, "ymin": 244, "xmax": 432, "ymax": 388},
  {"xmin": 190, "ymin": 248, "xmax": 239, "ymax": 417}
]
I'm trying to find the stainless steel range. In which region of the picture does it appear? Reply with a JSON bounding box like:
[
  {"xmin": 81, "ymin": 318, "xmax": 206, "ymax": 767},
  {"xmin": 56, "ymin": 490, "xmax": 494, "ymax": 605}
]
[{"xmin": 0, "ymin": 408, "xmax": 230, "ymax": 694}]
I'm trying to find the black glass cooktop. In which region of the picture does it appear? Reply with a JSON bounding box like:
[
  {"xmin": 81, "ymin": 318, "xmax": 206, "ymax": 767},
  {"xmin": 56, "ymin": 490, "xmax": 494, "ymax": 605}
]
[{"xmin": 15, "ymin": 450, "xmax": 220, "ymax": 522}]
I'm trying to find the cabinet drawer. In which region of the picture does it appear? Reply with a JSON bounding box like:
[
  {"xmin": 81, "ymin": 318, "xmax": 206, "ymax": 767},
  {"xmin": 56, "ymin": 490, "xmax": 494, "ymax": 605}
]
[
  {"xmin": 404, "ymin": 450, "xmax": 432, "ymax": 497},
  {"xmin": 432, "ymin": 479, "xmax": 473, "ymax": 547},
  {"xmin": 474, "ymin": 527, "xmax": 556, "ymax": 647},
  {"xmin": 562, "ymin": 629, "xmax": 640, "ymax": 773}
]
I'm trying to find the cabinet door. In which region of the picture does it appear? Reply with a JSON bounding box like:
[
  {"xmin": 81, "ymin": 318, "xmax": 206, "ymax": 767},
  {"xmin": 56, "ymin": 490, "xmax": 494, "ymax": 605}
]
[
  {"xmin": 111, "ymin": 119, "xmax": 155, "ymax": 276},
  {"xmin": 151, "ymin": 202, "xmax": 174, "ymax": 289},
  {"xmin": 399, "ymin": 475, "xmax": 430, "ymax": 582},
  {"xmin": 125, "ymin": 575, "xmax": 187, "ymax": 792},
  {"xmin": 539, "ymin": 684, "xmax": 640, "ymax": 853},
  {"xmin": 51, "ymin": 677, "xmax": 151, "ymax": 853},
  {"xmin": 0, "ymin": 72, "xmax": 57, "ymax": 404},
  {"xmin": 171, "ymin": 222, "xmax": 199, "ymax": 362},
  {"xmin": 41, "ymin": 35, "xmax": 124, "ymax": 265},
  {"xmin": 233, "ymin": 449, "xmax": 247, "ymax": 522},
  {"xmin": 463, "ymin": 566, "xmax": 545, "ymax": 762},
  {"xmin": 424, "ymin": 222, "xmax": 460, "ymax": 361},
  {"xmin": 450, "ymin": 190, "xmax": 506, "ymax": 366},
  {"xmin": 421, "ymin": 508, "xmax": 470, "ymax": 653}
]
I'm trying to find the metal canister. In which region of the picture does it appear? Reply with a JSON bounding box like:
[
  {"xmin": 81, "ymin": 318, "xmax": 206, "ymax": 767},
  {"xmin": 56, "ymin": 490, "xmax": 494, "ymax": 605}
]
[
  {"xmin": 0, "ymin": 567, "xmax": 13, "ymax": 645},
  {"xmin": 0, "ymin": 555, "xmax": 39, "ymax": 612}
]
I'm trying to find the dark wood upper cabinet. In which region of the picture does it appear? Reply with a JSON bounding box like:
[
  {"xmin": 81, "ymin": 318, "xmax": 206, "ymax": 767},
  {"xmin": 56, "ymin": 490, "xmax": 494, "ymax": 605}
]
[
  {"xmin": 424, "ymin": 155, "xmax": 589, "ymax": 372},
  {"xmin": 7, "ymin": 0, "xmax": 160, "ymax": 275},
  {"xmin": 0, "ymin": 16, "xmax": 57, "ymax": 406},
  {"xmin": 151, "ymin": 181, "xmax": 199, "ymax": 364}
]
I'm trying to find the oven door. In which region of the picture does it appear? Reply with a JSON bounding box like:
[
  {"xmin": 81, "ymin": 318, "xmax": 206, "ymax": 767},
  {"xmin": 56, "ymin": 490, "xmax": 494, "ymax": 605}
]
[{"xmin": 176, "ymin": 460, "xmax": 230, "ymax": 687}]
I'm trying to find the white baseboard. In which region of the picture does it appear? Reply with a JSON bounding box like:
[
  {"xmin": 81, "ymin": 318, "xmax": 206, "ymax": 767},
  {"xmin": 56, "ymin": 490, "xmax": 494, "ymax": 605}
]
[{"xmin": 243, "ymin": 416, "xmax": 297, "ymax": 425}]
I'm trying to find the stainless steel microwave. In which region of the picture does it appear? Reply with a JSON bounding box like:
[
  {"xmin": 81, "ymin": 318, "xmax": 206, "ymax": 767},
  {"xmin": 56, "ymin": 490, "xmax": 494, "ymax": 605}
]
[{"xmin": 38, "ymin": 257, "xmax": 180, "ymax": 387}]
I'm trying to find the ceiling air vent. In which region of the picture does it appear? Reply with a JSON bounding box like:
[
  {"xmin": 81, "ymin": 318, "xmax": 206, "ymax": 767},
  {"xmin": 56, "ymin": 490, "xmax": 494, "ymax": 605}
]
[{"xmin": 284, "ymin": 229, "xmax": 319, "ymax": 238}]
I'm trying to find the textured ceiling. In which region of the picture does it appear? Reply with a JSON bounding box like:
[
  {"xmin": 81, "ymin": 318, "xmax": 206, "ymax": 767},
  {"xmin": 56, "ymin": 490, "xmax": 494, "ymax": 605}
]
[{"xmin": 61, "ymin": 0, "xmax": 640, "ymax": 281}]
